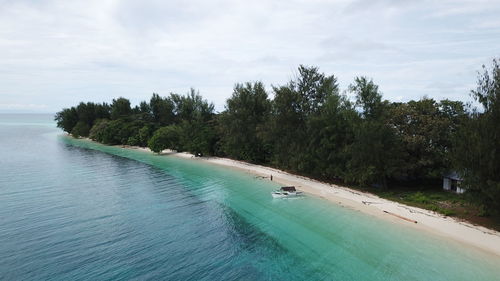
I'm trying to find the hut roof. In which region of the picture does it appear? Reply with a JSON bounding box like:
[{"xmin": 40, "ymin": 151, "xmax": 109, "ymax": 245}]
[
  {"xmin": 280, "ymin": 186, "xmax": 296, "ymax": 192},
  {"xmin": 444, "ymin": 171, "xmax": 462, "ymax": 181}
]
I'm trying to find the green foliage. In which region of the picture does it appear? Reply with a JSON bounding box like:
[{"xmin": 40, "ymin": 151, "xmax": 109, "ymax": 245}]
[
  {"xmin": 144, "ymin": 90, "xmax": 216, "ymax": 155},
  {"xmin": 75, "ymin": 102, "xmax": 110, "ymax": 128},
  {"xmin": 137, "ymin": 125, "xmax": 154, "ymax": 147},
  {"xmin": 345, "ymin": 119, "xmax": 406, "ymax": 187},
  {"xmin": 295, "ymin": 65, "xmax": 338, "ymax": 115},
  {"xmin": 56, "ymin": 61, "xmax": 500, "ymax": 215},
  {"xmin": 267, "ymin": 65, "xmax": 340, "ymax": 173},
  {"xmin": 150, "ymin": 93, "xmax": 175, "ymax": 125},
  {"xmin": 389, "ymin": 99, "xmax": 466, "ymax": 180},
  {"xmin": 441, "ymin": 209, "xmax": 456, "ymax": 216},
  {"xmin": 89, "ymin": 119, "xmax": 144, "ymax": 145},
  {"xmin": 89, "ymin": 119, "xmax": 110, "ymax": 143},
  {"xmin": 374, "ymin": 189, "xmax": 464, "ymax": 217},
  {"xmin": 133, "ymin": 101, "xmax": 153, "ymax": 122},
  {"xmin": 177, "ymin": 120, "xmax": 213, "ymax": 155},
  {"xmin": 70, "ymin": 121, "xmax": 90, "ymax": 138},
  {"xmin": 453, "ymin": 59, "xmax": 500, "ymax": 213},
  {"xmin": 267, "ymin": 84, "xmax": 304, "ymax": 169},
  {"xmin": 169, "ymin": 89, "xmax": 216, "ymax": 155},
  {"xmin": 111, "ymin": 97, "xmax": 132, "ymax": 120},
  {"xmin": 148, "ymin": 125, "xmax": 182, "ymax": 153},
  {"xmin": 305, "ymin": 88, "xmax": 357, "ymax": 179},
  {"xmin": 344, "ymin": 77, "xmax": 405, "ymax": 187},
  {"xmin": 171, "ymin": 88, "xmax": 214, "ymax": 123},
  {"xmin": 55, "ymin": 102, "xmax": 110, "ymax": 134},
  {"xmin": 55, "ymin": 107, "xmax": 78, "ymax": 133},
  {"xmin": 350, "ymin": 76, "xmax": 383, "ymax": 119},
  {"xmin": 218, "ymin": 82, "xmax": 271, "ymax": 163},
  {"xmin": 406, "ymin": 192, "xmax": 430, "ymax": 204}
]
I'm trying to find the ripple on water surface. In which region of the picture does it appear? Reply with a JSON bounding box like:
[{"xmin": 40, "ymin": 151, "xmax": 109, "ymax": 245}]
[{"xmin": 0, "ymin": 115, "xmax": 499, "ymax": 280}]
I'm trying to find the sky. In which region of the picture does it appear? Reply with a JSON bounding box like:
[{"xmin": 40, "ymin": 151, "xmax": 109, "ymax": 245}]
[{"xmin": 0, "ymin": 0, "xmax": 499, "ymax": 113}]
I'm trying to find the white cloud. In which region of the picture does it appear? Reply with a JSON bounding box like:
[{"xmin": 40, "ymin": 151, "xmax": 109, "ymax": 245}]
[{"xmin": 0, "ymin": 0, "xmax": 499, "ymax": 112}]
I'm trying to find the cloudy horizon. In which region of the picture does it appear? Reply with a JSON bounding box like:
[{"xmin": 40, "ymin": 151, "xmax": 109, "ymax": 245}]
[{"xmin": 1, "ymin": 0, "xmax": 499, "ymax": 113}]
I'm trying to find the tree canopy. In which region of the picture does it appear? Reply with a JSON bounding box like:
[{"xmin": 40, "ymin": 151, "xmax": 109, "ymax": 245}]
[
  {"xmin": 452, "ymin": 59, "xmax": 500, "ymax": 213},
  {"xmin": 55, "ymin": 60, "xmax": 500, "ymax": 214},
  {"xmin": 218, "ymin": 82, "xmax": 271, "ymax": 163}
]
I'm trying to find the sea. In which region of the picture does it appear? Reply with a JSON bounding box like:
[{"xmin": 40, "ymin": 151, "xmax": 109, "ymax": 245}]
[{"xmin": 0, "ymin": 113, "xmax": 499, "ymax": 280}]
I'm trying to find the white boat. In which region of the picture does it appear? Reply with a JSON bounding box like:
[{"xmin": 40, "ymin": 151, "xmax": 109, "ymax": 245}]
[{"xmin": 271, "ymin": 186, "xmax": 303, "ymax": 198}]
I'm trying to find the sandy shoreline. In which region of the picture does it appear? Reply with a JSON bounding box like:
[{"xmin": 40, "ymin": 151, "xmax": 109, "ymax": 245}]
[{"xmin": 119, "ymin": 144, "xmax": 500, "ymax": 257}]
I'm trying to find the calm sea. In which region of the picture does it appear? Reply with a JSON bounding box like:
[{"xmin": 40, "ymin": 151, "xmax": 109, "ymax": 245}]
[{"xmin": 0, "ymin": 114, "xmax": 499, "ymax": 280}]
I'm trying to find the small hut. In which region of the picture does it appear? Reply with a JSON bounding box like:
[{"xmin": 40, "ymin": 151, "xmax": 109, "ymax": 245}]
[{"xmin": 443, "ymin": 172, "xmax": 464, "ymax": 194}]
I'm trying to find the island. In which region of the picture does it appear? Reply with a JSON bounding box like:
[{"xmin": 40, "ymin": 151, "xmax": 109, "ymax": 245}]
[{"xmin": 56, "ymin": 61, "xmax": 500, "ymax": 243}]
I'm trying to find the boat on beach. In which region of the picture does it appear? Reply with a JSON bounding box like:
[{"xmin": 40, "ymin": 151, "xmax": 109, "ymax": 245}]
[{"xmin": 271, "ymin": 186, "xmax": 303, "ymax": 198}]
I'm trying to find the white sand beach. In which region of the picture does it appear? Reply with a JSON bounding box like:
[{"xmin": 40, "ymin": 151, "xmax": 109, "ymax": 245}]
[{"xmin": 129, "ymin": 146, "xmax": 500, "ymax": 257}]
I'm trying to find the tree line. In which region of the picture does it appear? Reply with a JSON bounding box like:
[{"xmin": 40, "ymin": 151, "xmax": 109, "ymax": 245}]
[{"xmin": 55, "ymin": 60, "xmax": 500, "ymax": 213}]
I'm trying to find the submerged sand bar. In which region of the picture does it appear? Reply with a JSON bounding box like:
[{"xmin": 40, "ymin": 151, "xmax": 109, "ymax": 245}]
[
  {"xmin": 125, "ymin": 144, "xmax": 500, "ymax": 257},
  {"xmin": 177, "ymin": 153, "xmax": 500, "ymax": 257}
]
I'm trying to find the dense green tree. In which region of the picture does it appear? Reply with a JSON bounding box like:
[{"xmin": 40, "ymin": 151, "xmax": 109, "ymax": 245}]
[
  {"xmin": 137, "ymin": 125, "xmax": 154, "ymax": 147},
  {"xmin": 268, "ymin": 84, "xmax": 307, "ymax": 170},
  {"xmin": 267, "ymin": 66, "xmax": 339, "ymax": 173},
  {"xmin": 169, "ymin": 89, "xmax": 216, "ymax": 155},
  {"xmin": 178, "ymin": 120, "xmax": 216, "ymax": 155},
  {"xmin": 89, "ymin": 119, "xmax": 144, "ymax": 145},
  {"xmin": 110, "ymin": 97, "xmax": 132, "ymax": 120},
  {"xmin": 219, "ymin": 82, "xmax": 271, "ymax": 163},
  {"xmin": 295, "ymin": 65, "xmax": 337, "ymax": 115},
  {"xmin": 56, "ymin": 62, "xmax": 497, "ymax": 205},
  {"xmin": 307, "ymin": 94, "xmax": 358, "ymax": 180},
  {"xmin": 148, "ymin": 125, "xmax": 182, "ymax": 153},
  {"xmin": 133, "ymin": 101, "xmax": 153, "ymax": 122},
  {"xmin": 389, "ymin": 99, "xmax": 466, "ymax": 181},
  {"xmin": 55, "ymin": 107, "xmax": 78, "ymax": 133},
  {"xmin": 150, "ymin": 93, "xmax": 175, "ymax": 125},
  {"xmin": 345, "ymin": 119, "xmax": 406, "ymax": 187},
  {"xmin": 74, "ymin": 102, "xmax": 111, "ymax": 136},
  {"xmin": 171, "ymin": 88, "xmax": 214, "ymax": 123},
  {"xmin": 453, "ymin": 59, "xmax": 500, "ymax": 213},
  {"xmin": 70, "ymin": 121, "xmax": 90, "ymax": 138},
  {"xmin": 346, "ymin": 77, "xmax": 405, "ymax": 187},
  {"xmin": 89, "ymin": 119, "xmax": 110, "ymax": 143},
  {"xmin": 55, "ymin": 102, "xmax": 110, "ymax": 135},
  {"xmin": 75, "ymin": 102, "xmax": 95, "ymax": 128},
  {"xmin": 350, "ymin": 77, "xmax": 384, "ymax": 119}
]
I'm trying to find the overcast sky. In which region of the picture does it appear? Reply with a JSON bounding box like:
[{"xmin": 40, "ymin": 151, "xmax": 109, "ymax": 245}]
[{"xmin": 1, "ymin": 0, "xmax": 499, "ymax": 113}]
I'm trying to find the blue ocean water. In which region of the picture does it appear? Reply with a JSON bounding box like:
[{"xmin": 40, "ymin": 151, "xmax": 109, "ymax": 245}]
[{"xmin": 0, "ymin": 114, "xmax": 499, "ymax": 280}]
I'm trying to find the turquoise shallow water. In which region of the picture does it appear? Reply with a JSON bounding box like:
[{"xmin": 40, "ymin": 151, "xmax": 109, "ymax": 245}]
[{"xmin": 0, "ymin": 114, "xmax": 499, "ymax": 280}]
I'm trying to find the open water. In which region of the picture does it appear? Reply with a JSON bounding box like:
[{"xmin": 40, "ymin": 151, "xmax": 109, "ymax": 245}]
[{"xmin": 0, "ymin": 114, "xmax": 499, "ymax": 280}]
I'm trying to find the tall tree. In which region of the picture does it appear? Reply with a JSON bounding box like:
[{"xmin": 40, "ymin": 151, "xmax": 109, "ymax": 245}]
[
  {"xmin": 55, "ymin": 107, "xmax": 78, "ymax": 133},
  {"xmin": 169, "ymin": 89, "xmax": 216, "ymax": 155},
  {"xmin": 171, "ymin": 88, "xmax": 214, "ymax": 123},
  {"xmin": 295, "ymin": 65, "xmax": 337, "ymax": 115},
  {"xmin": 346, "ymin": 120, "xmax": 405, "ymax": 187},
  {"xmin": 267, "ymin": 84, "xmax": 304, "ymax": 169},
  {"xmin": 150, "ymin": 93, "xmax": 175, "ymax": 125},
  {"xmin": 219, "ymin": 82, "xmax": 271, "ymax": 163},
  {"xmin": 389, "ymin": 99, "xmax": 466, "ymax": 180},
  {"xmin": 453, "ymin": 59, "xmax": 500, "ymax": 213},
  {"xmin": 307, "ymin": 94, "xmax": 358, "ymax": 180},
  {"xmin": 110, "ymin": 97, "xmax": 132, "ymax": 120},
  {"xmin": 148, "ymin": 125, "xmax": 182, "ymax": 153},
  {"xmin": 346, "ymin": 77, "xmax": 405, "ymax": 188},
  {"xmin": 266, "ymin": 66, "xmax": 340, "ymax": 174},
  {"xmin": 350, "ymin": 76, "xmax": 383, "ymax": 119}
]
